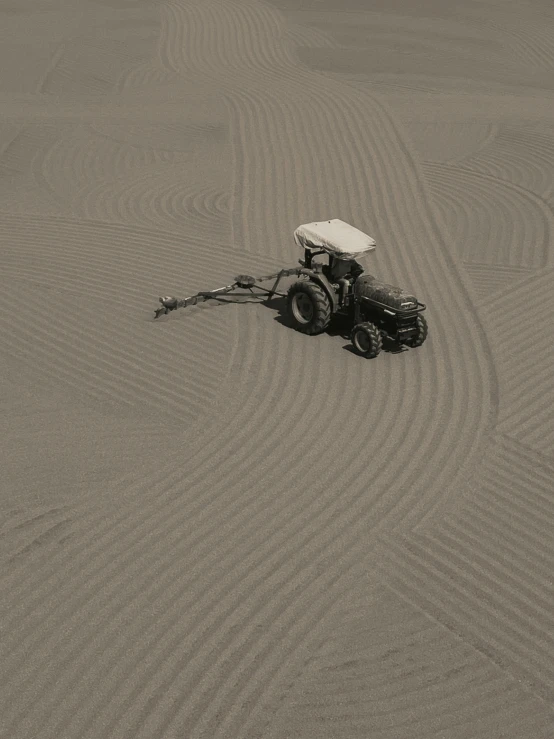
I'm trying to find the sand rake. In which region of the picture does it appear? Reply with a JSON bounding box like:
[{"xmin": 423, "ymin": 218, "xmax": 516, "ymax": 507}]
[{"xmin": 154, "ymin": 268, "xmax": 303, "ymax": 319}]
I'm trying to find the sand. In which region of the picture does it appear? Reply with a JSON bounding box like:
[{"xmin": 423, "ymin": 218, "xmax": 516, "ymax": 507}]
[{"xmin": 1, "ymin": 1, "xmax": 553, "ymax": 737}]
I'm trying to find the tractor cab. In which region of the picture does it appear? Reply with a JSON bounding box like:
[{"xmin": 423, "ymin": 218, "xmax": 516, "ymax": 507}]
[
  {"xmin": 294, "ymin": 219, "xmax": 376, "ymax": 266},
  {"xmin": 294, "ymin": 219, "xmax": 376, "ymax": 304},
  {"xmin": 289, "ymin": 219, "xmax": 427, "ymax": 356}
]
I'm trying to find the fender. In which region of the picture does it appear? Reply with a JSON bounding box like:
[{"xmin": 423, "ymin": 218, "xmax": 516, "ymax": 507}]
[{"xmin": 298, "ymin": 268, "xmax": 339, "ymax": 313}]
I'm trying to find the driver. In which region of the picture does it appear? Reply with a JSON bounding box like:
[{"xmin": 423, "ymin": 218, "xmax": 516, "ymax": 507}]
[
  {"xmin": 328, "ymin": 256, "xmax": 364, "ymax": 304},
  {"xmin": 329, "ymin": 255, "xmax": 364, "ymax": 282}
]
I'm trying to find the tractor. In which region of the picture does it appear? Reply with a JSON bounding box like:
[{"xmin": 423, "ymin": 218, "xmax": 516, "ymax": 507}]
[
  {"xmin": 288, "ymin": 219, "xmax": 428, "ymax": 357},
  {"xmin": 154, "ymin": 219, "xmax": 427, "ymax": 359}
]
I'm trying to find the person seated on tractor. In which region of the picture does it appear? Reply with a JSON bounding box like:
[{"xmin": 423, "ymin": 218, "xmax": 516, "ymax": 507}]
[
  {"xmin": 326, "ymin": 256, "xmax": 364, "ymax": 304},
  {"xmin": 327, "ymin": 255, "xmax": 364, "ymax": 280}
]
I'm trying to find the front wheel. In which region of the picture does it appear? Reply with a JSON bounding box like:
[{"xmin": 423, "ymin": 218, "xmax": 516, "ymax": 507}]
[
  {"xmin": 351, "ymin": 321, "xmax": 382, "ymax": 358},
  {"xmin": 403, "ymin": 315, "xmax": 428, "ymax": 348}
]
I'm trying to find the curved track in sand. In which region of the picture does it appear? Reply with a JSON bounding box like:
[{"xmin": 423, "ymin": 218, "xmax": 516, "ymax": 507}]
[{"xmin": 1, "ymin": 1, "xmax": 553, "ymax": 738}]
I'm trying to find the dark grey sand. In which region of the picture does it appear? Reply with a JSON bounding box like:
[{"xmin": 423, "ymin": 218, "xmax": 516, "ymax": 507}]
[{"xmin": 1, "ymin": 1, "xmax": 554, "ymax": 737}]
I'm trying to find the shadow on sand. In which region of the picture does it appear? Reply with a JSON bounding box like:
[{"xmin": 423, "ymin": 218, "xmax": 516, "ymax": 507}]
[
  {"xmin": 161, "ymin": 292, "xmax": 408, "ymax": 356},
  {"xmin": 259, "ymin": 295, "xmax": 408, "ymax": 356}
]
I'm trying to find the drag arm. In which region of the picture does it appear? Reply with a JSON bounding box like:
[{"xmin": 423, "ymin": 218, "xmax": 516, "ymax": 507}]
[
  {"xmin": 154, "ymin": 267, "xmax": 304, "ymax": 319},
  {"xmin": 155, "ymin": 281, "xmax": 239, "ymax": 318}
]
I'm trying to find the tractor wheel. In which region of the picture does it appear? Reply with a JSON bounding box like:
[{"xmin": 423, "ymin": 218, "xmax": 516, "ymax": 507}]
[
  {"xmin": 287, "ymin": 281, "xmax": 332, "ymax": 335},
  {"xmin": 404, "ymin": 315, "xmax": 428, "ymax": 348},
  {"xmin": 351, "ymin": 322, "xmax": 382, "ymax": 358}
]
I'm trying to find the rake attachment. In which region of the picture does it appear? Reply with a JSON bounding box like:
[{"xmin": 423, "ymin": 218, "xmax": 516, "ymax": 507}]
[{"xmin": 154, "ymin": 268, "xmax": 303, "ymax": 319}]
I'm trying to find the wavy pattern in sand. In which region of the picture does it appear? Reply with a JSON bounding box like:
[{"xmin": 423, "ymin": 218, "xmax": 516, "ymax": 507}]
[
  {"xmin": 6, "ymin": 0, "xmax": 554, "ymax": 737},
  {"xmin": 74, "ymin": 170, "xmax": 230, "ymax": 239},
  {"xmin": 2, "ymin": 124, "xmax": 231, "ymax": 235},
  {"xmin": 161, "ymin": 0, "xmax": 493, "ymax": 526},
  {"xmin": 0, "ymin": 215, "xmax": 245, "ymax": 425},
  {"xmin": 463, "ymin": 127, "xmax": 554, "ymax": 203},
  {"xmin": 405, "ymin": 121, "xmax": 499, "ymax": 164},
  {"xmin": 90, "ymin": 119, "xmax": 228, "ymax": 154},
  {"xmin": 422, "ymin": 162, "xmax": 551, "ymax": 271},
  {"xmin": 0, "ymin": 505, "xmax": 73, "ymax": 564},
  {"xmin": 261, "ymin": 584, "xmax": 554, "ymax": 739},
  {"xmin": 283, "ymin": 22, "xmax": 340, "ymax": 50},
  {"xmin": 485, "ymin": 269, "xmax": 554, "ymax": 457},
  {"xmin": 0, "ymin": 125, "xmax": 74, "ymax": 215},
  {"xmin": 2, "ymin": 112, "xmax": 232, "ymax": 237},
  {"xmin": 0, "ymin": 2, "xmax": 498, "ymax": 738},
  {"xmin": 39, "ymin": 127, "xmax": 178, "ymax": 192},
  {"xmin": 462, "ymin": 262, "xmax": 532, "ymax": 301},
  {"xmin": 491, "ymin": 18, "xmax": 554, "ymax": 71},
  {"xmin": 0, "ymin": 305, "xmax": 424, "ymax": 738},
  {"xmin": 38, "ymin": 7, "xmax": 159, "ymax": 96},
  {"xmin": 0, "ymin": 122, "xmax": 21, "ymax": 158},
  {"xmin": 376, "ymin": 434, "xmax": 554, "ymax": 701},
  {"xmin": 115, "ymin": 60, "xmax": 181, "ymax": 92}
]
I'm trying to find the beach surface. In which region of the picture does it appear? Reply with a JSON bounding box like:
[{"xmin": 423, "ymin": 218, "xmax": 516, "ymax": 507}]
[{"xmin": 1, "ymin": 1, "xmax": 554, "ymax": 737}]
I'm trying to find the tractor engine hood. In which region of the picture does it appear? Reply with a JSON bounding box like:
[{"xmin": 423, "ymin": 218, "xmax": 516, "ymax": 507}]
[{"xmin": 354, "ymin": 275, "xmax": 418, "ymax": 310}]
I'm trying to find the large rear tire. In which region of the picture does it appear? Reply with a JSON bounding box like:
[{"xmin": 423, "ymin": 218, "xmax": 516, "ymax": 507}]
[
  {"xmin": 351, "ymin": 321, "xmax": 382, "ymax": 358},
  {"xmin": 287, "ymin": 281, "xmax": 332, "ymax": 335},
  {"xmin": 404, "ymin": 315, "xmax": 428, "ymax": 348}
]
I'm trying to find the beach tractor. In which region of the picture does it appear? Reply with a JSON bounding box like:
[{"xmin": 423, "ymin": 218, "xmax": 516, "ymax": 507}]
[
  {"xmin": 154, "ymin": 219, "xmax": 427, "ymax": 359},
  {"xmin": 288, "ymin": 220, "xmax": 428, "ymax": 358}
]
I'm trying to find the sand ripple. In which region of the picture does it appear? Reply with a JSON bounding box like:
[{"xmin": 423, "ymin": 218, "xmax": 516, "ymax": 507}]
[{"xmin": 1, "ymin": 0, "xmax": 552, "ymax": 737}]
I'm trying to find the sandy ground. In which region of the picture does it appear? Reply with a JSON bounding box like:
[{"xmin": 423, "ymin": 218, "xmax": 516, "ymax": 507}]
[{"xmin": 1, "ymin": 1, "xmax": 554, "ymax": 737}]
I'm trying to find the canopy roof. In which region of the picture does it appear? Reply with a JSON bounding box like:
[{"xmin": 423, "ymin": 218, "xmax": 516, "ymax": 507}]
[{"xmin": 294, "ymin": 219, "xmax": 376, "ymax": 260}]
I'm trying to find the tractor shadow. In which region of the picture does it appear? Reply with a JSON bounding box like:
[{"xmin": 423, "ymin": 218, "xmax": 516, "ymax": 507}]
[{"xmin": 261, "ymin": 296, "xmax": 407, "ymax": 356}]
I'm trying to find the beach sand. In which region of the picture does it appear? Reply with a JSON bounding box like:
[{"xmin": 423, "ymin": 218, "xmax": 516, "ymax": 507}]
[{"xmin": 1, "ymin": 1, "xmax": 553, "ymax": 736}]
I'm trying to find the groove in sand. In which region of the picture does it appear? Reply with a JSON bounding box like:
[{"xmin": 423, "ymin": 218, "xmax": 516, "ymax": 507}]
[{"xmin": 4, "ymin": 0, "xmax": 552, "ymax": 737}]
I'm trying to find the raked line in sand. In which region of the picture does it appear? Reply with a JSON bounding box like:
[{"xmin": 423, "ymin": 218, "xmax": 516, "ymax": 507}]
[{"xmin": 1, "ymin": 0, "xmax": 553, "ymax": 737}]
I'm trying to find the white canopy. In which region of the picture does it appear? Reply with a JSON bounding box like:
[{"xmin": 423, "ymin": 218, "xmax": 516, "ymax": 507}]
[{"xmin": 294, "ymin": 219, "xmax": 376, "ymax": 260}]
